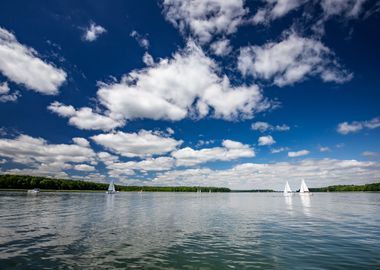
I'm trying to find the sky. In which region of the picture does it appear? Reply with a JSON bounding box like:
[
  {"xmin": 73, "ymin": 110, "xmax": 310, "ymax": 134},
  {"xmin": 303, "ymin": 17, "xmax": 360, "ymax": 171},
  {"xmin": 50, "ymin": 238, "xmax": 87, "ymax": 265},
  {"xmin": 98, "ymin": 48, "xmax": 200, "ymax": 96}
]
[{"xmin": 0, "ymin": 0, "xmax": 379, "ymax": 190}]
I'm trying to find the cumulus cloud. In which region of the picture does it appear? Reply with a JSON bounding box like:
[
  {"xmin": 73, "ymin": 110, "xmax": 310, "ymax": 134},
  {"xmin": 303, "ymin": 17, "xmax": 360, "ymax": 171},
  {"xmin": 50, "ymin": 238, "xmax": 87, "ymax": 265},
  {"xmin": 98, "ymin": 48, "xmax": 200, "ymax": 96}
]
[
  {"xmin": 258, "ymin": 135, "xmax": 276, "ymax": 146},
  {"xmin": 210, "ymin": 38, "xmax": 232, "ymax": 56},
  {"xmin": 97, "ymin": 151, "xmax": 133, "ymax": 177},
  {"xmin": 130, "ymin": 30, "xmax": 149, "ymax": 49},
  {"xmin": 238, "ymin": 32, "xmax": 353, "ymax": 87},
  {"xmin": 166, "ymin": 127, "xmax": 175, "ymax": 135},
  {"xmin": 0, "ymin": 27, "xmax": 66, "ymax": 94},
  {"xmin": 91, "ymin": 130, "xmax": 183, "ymax": 158},
  {"xmin": 337, "ymin": 117, "xmax": 380, "ymax": 134},
  {"xmin": 172, "ymin": 139, "xmax": 255, "ymax": 167},
  {"xmin": 97, "ymin": 41, "xmax": 271, "ymax": 123},
  {"xmin": 74, "ymin": 164, "xmax": 95, "ymax": 171},
  {"xmin": 72, "ymin": 137, "xmax": 90, "ymax": 147},
  {"xmin": 48, "ymin": 101, "xmax": 125, "ymax": 131},
  {"xmin": 107, "ymin": 157, "xmax": 175, "ymax": 175},
  {"xmin": 0, "ymin": 134, "xmax": 96, "ymax": 178},
  {"xmin": 161, "ymin": 0, "xmax": 248, "ymax": 43},
  {"xmin": 288, "ymin": 149, "xmax": 310, "ymax": 157},
  {"xmin": 148, "ymin": 159, "xmax": 380, "ymax": 190},
  {"xmin": 0, "ymin": 81, "xmax": 20, "ymax": 102},
  {"xmin": 83, "ymin": 23, "xmax": 107, "ymax": 42},
  {"xmin": 0, "ymin": 81, "xmax": 10, "ymax": 94},
  {"xmin": 252, "ymin": 0, "xmax": 306, "ymax": 24},
  {"xmin": 251, "ymin": 121, "xmax": 290, "ymax": 132},
  {"xmin": 142, "ymin": 52, "xmax": 154, "ymax": 66}
]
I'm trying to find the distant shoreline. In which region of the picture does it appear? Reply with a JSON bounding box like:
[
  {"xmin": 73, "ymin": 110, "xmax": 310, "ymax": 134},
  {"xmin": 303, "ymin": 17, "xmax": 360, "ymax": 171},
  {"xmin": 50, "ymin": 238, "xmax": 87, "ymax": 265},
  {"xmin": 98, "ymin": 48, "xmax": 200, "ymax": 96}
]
[
  {"xmin": 0, "ymin": 174, "xmax": 230, "ymax": 192},
  {"xmin": 1, "ymin": 175, "xmax": 379, "ymax": 192},
  {"xmin": 1, "ymin": 189, "xmax": 379, "ymax": 193}
]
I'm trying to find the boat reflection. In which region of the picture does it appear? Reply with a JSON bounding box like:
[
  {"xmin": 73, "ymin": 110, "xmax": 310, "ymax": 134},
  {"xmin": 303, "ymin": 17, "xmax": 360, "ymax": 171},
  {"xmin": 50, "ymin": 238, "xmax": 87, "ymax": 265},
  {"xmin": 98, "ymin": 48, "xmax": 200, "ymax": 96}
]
[
  {"xmin": 284, "ymin": 195, "xmax": 293, "ymax": 211},
  {"xmin": 300, "ymin": 194, "xmax": 311, "ymax": 216}
]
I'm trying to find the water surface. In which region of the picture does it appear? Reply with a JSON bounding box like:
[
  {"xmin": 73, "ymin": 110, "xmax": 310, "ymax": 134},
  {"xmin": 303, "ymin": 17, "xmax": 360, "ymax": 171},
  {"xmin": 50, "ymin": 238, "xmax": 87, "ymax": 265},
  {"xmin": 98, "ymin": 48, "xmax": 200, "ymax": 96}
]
[{"xmin": 0, "ymin": 192, "xmax": 379, "ymax": 269}]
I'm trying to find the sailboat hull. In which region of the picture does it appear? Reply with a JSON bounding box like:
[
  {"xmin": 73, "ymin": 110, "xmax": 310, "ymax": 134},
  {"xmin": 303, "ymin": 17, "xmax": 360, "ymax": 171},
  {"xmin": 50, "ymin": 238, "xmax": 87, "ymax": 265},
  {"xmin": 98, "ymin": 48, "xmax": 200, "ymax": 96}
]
[{"xmin": 299, "ymin": 192, "xmax": 312, "ymax": 196}]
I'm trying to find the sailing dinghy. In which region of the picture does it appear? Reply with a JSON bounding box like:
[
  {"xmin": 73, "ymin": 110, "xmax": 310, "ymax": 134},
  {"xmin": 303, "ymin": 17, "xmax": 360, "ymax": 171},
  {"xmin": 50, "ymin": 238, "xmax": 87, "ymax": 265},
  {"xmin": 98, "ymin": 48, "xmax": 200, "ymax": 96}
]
[
  {"xmin": 107, "ymin": 180, "xmax": 116, "ymax": 194},
  {"xmin": 283, "ymin": 181, "xmax": 292, "ymax": 196},
  {"xmin": 299, "ymin": 179, "xmax": 312, "ymax": 195}
]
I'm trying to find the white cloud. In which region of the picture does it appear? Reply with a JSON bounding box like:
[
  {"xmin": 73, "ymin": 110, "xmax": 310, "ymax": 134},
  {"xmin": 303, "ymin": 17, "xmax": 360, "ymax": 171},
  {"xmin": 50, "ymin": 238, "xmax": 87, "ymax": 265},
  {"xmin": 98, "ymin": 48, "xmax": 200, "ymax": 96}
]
[
  {"xmin": 91, "ymin": 130, "xmax": 183, "ymax": 158},
  {"xmin": 362, "ymin": 151, "xmax": 380, "ymax": 157},
  {"xmin": 0, "ymin": 27, "xmax": 66, "ymax": 94},
  {"xmin": 321, "ymin": 0, "xmax": 367, "ymax": 18},
  {"xmin": 271, "ymin": 147, "xmax": 289, "ymax": 153},
  {"xmin": 252, "ymin": 0, "xmax": 306, "ymax": 24},
  {"xmin": 0, "ymin": 81, "xmax": 10, "ymax": 94},
  {"xmin": 196, "ymin": 139, "xmax": 215, "ymax": 147},
  {"xmin": 107, "ymin": 157, "xmax": 175, "ymax": 174},
  {"xmin": 365, "ymin": 117, "xmax": 380, "ymax": 129},
  {"xmin": 172, "ymin": 140, "xmax": 254, "ymax": 167},
  {"xmin": 258, "ymin": 135, "xmax": 276, "ymax": 146},
  {"xmin": 97, "ymin": 152, "xmax": 174, "ymax": 177},
  {"xmin": 0, "ymin": 91, "xmax": 19, "ymax": 103},
  {"xmin": 142, "ymin": 52, "xmax": 154, "ymax": 66},
  {"xmin": 162, "ymin": 0, "xmax": 248, "ymax": 43},
  {"xmin": 97, "ymin": 41, "xmax": 271, "ymax": 123},
  {"xmin": 48, "ymin": 101, "xmax": 124, "ymax": 131},
  {"xmin": 97, "ymin": 151, "xmax": 127, "ymax": 177},
  {"xmin": 83, "ymin": 23, "xmax": 107, "ymax": 42},
  {"xmin": 166, "ymin": 127, "xmax": 175, "ymax": 135},
  {"xmin": 74, "ymin": 164, "xmax": 95, "ymax": 171},
  {"xmin": 0, "ymin": 134, "xmax": 96, "ymax": 178},
  {"xmin": 251, "ymin": 121, "xmax": 290, "ymax": 132},
  {"xmin": 337, "ymin": 117, "xmax": 380, "ymax": 134},
  {"xmin": 210, "ymin": 38, "xmax": 232, "ymax": 56},
  {"xmin": 148, "ymin": 159, "xmax": 380, "ymax": 190},
  {"xmin": 319, "ymin": 146, "xmax": 331, "ymax": 152},
  {"xmin": 130, "ymin": 30, "xmax": 149, "ymax": 49},
  {"xmin": 0, "ymin": 82, "xmax": 20, "ymax": 103},
  {"xmin": 312, "ymin": 0, "xmax": 370, "ymax": 35},
  {"xmin": 72, "ymin": 137, "xmax": 90, "ymax": 147},
  {"xmin": 238, "ymin": 32, "xmax": 352, "ymax": 87},
  {"xmin": 288, "ymin": 149, "xmax": 310, "ymax": 157}
]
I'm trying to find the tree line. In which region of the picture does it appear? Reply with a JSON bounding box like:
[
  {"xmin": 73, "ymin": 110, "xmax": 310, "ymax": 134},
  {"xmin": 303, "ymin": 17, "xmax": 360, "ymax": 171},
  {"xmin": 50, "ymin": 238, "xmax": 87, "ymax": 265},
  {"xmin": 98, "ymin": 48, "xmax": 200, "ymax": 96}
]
[
  {"xmin": 0, "ymin": 174, "xmax": 230, "ymax": 192},
  {"xmin": 309, "ymin": 182, "xmax": 380, "ymax": 192}
]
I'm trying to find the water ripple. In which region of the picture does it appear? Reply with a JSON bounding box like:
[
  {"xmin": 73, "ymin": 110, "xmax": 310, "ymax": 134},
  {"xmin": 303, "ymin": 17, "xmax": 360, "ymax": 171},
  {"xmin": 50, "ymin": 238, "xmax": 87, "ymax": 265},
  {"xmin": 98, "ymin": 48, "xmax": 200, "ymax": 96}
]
[{"xmin": 0, "ymin": 192, "xmax": 379, "ymax": 269}]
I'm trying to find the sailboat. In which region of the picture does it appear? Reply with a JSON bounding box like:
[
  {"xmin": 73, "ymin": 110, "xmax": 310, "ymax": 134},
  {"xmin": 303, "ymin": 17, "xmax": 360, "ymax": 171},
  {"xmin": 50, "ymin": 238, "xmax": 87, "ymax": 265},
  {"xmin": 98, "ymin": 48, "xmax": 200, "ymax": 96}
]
[
  {"xmin": 299, "ymin": 179, "xmax": 312, "ymax": 195},
  {"xmin": 283, "ymin": 181, "xmax": 292, "ymax": 196},
  {"xmin": 107, "ymin": 180, "xmax": 116, "ymax": 194}
]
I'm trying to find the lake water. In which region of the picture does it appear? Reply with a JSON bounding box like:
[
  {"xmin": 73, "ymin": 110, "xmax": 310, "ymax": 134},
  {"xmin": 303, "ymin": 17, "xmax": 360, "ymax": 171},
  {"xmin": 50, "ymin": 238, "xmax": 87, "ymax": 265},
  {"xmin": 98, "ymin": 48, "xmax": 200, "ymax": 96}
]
[{"xmin": 0, "ymin": 192, "xmax": 379, "ymax": 269}]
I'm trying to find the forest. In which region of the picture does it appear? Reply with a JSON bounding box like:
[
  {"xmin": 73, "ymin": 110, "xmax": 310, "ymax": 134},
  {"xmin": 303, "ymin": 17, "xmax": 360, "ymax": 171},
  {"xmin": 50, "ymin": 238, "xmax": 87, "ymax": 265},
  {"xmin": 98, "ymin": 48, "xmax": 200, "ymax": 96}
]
[
  {"xmin": 0, "ymin": 174, "xmax": 231, "ymax": 192},
  {"xmin": 309, "ymin": 182, "xmax": 380, "ymax": 192}
]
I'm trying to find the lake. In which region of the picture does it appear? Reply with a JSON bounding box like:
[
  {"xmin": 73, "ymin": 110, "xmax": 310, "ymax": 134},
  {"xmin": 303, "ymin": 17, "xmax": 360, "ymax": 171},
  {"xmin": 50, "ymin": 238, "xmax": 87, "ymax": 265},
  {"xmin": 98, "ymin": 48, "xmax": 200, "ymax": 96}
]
[{"xmin": 0, "ymin": 192, "xmax": 379, "ymax": 269}]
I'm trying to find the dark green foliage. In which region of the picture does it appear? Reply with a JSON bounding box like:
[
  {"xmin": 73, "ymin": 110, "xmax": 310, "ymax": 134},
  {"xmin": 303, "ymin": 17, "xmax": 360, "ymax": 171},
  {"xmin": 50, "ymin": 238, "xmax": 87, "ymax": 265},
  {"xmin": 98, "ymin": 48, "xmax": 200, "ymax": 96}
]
[
  {"xmin": 310, "ymin": 182, "xmax": 380, "ymax": 192},
  {"xmin": 0, "ymin": 174, "xmax": 230, "ymax": 192},
  {"xmin": 232, "ymin": 189, "xmax": 274, "ymax": 192}
]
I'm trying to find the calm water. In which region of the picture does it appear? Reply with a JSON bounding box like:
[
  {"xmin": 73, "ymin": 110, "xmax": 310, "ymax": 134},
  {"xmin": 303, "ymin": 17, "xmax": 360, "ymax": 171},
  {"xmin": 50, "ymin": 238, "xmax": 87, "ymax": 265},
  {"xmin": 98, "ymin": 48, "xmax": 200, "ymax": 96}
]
[{"xmin": 0, "ymin": 192, "xmax": 379, "ymax": 269}]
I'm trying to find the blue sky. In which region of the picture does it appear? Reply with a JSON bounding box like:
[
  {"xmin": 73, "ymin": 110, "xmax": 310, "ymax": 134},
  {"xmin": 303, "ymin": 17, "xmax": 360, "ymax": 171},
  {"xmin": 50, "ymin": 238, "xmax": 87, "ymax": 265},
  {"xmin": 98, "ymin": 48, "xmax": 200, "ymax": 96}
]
[{"xmin": 0, "ymin": 0, "xmax": 379, "ymax": 190}]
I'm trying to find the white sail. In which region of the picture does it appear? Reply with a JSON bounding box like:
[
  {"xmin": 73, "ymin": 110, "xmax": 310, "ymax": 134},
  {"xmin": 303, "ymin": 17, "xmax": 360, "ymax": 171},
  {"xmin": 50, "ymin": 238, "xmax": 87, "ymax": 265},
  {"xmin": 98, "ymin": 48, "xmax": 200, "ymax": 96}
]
[
  {"xmin": 107, "ymin": 180, "xmax": 116, "ymax": 194},
  {"xmin": 299, "ymin": 179, "xmax": 309, "ymax": 193},
  {"xmin": 283, "ymin": 181, "xmax": 292, "ymax": 194}
]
